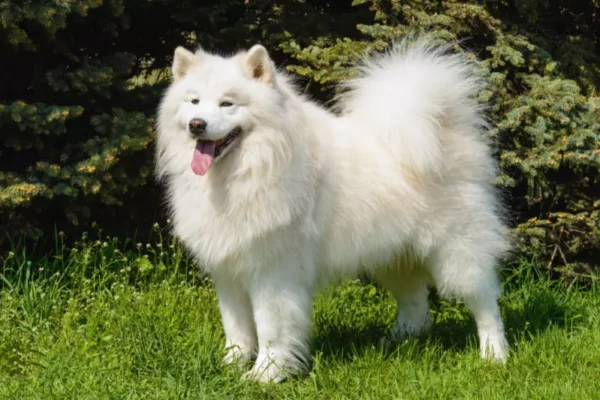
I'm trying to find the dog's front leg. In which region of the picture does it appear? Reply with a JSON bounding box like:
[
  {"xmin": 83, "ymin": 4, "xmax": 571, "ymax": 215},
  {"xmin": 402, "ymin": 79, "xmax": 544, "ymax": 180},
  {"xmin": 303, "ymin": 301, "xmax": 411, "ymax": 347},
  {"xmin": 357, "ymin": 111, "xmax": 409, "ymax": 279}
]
[
  {"xmin": 213, "ymin": 274, "xmax": 258, "ymax": 368},
  {"xmin": 243, "ymin": 266, "xmax": 314, "ymax": 383}
]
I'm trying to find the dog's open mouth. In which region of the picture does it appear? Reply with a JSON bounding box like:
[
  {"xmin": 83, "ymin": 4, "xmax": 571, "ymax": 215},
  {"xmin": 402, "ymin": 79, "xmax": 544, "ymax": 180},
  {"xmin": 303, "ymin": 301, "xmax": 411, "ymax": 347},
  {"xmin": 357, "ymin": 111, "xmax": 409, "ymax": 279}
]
[{"xmin": 191, "ymin": 127, "xmax": 241, "ymax": 176}]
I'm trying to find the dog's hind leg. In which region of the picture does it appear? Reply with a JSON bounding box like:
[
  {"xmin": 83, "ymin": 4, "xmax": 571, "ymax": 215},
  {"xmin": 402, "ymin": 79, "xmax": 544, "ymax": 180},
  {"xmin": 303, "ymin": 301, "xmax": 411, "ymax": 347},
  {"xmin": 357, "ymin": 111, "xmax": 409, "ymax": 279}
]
[
  {"xmin": 461, "ymin": 289, "xmax": 508, "ymax": 362},
  {"xmin": 374, "ymin": 267, "xmax": 432, "ymax": 343},
  {"xmin": 427, "ymin": 237, "xmax": 509, "ymax": 362}
]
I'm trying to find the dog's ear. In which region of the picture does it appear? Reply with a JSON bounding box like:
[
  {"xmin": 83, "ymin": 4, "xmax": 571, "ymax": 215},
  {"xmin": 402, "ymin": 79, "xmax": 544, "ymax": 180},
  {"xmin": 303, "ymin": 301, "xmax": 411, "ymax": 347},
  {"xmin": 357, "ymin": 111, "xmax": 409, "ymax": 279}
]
[
  {"xmin": 172, "ymin": 46, "xmax": 197, "ymax": 81},
  {"xmin": 245, "ymin": 45, "xmax": 275, "ymax": 85}
]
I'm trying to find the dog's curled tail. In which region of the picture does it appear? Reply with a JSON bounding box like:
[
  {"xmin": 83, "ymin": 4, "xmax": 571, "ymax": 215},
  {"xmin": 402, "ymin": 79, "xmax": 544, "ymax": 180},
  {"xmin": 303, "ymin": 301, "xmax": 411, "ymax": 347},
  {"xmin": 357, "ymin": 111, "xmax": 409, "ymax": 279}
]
[{"xmin": 337, "ymin": 38, "xmax": 488, "ymax": 176}]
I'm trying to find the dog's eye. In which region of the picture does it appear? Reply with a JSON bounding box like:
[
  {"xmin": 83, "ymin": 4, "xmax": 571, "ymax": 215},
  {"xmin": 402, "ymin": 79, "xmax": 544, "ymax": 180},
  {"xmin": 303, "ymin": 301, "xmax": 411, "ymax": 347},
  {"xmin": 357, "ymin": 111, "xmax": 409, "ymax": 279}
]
[
  {"xmin": 191, "ymin": 99, "xmax": 199, "ymax": 105},
  {"xmin": 220, "ymin": 101, "xmax": 233, "ymax": 107}
]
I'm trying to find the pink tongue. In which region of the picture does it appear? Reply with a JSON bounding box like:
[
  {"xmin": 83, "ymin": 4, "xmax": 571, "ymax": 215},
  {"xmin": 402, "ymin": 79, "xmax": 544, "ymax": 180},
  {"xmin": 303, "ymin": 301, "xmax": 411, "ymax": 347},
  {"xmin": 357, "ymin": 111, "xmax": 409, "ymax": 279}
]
[{"xmin": 191, "ymin": 141, "xmax": 215, "ymax": 176}]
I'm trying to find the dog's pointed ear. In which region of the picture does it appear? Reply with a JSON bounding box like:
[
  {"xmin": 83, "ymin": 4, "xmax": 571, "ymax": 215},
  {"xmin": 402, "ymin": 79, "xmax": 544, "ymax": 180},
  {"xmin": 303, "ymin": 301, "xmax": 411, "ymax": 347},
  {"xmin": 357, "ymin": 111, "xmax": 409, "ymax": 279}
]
[
  {"xmin": 172, "ymin": 46, "xmax": 197, "ymax": 81},
  {"xmin": 245, "ymin": 45, "xmax": 275, "ymax": 85}
]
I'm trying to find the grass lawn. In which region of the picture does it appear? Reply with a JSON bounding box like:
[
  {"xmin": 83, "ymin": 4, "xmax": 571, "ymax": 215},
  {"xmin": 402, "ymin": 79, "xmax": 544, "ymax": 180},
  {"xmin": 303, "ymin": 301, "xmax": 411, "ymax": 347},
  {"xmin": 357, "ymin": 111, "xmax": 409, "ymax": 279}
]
[{"xmin": 1, "ymin": 230, "xmax": 599, "ymax": 399}]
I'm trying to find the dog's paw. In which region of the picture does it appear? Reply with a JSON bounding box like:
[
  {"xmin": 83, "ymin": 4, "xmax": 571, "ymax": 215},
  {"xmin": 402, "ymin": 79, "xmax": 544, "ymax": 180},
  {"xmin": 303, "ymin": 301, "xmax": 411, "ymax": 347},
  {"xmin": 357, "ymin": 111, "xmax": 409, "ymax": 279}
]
[
  {"xmin": 242, "ymin": 363, "xmax": 287, "ymax": 383},
  {"xmin": 222, "ymin": 345, "xmax": 254, "ymax": 371},
  {"xmin": 380, "ymin": 315, "xmax": 432, "ymax": 346},
  {"xmin": 241, "ymin": 351, "xmax": 296, "ymax": 383},
  {"xmin": 480, "ymin": 335, "xmax": 509, "ymax": 364}
]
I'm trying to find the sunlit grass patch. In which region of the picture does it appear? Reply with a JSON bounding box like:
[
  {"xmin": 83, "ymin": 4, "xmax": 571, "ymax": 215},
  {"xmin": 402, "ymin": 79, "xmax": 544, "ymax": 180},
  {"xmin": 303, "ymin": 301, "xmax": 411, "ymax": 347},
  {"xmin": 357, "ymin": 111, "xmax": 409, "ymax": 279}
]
[{"xmin": 1, "ymin": 227, "xmax": 599, "ymax": 399}]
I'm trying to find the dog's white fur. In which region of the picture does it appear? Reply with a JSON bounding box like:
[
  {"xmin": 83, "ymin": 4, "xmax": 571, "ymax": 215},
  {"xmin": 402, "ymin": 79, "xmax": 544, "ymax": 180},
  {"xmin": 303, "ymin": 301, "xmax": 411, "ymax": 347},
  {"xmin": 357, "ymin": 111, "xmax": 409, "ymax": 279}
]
[{"xmin": 156, "ymin": 39, "xmax": 510, "ymax": 383}]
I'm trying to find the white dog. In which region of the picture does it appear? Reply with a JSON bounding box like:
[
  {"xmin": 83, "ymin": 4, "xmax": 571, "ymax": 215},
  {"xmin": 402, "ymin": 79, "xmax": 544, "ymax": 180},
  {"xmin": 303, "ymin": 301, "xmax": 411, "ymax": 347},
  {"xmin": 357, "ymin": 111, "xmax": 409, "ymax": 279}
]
[{"xmin": 155, "ymin": 38, "xmax": 510, "ymax": 383}]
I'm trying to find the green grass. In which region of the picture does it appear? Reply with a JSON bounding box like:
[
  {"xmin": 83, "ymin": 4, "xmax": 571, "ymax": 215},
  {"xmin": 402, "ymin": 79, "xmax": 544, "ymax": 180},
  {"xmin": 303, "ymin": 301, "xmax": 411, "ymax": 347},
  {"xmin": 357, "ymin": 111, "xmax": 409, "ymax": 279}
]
[{"xmin": 1, "ymin": 228, "xmax": 599, "ymax": 399}]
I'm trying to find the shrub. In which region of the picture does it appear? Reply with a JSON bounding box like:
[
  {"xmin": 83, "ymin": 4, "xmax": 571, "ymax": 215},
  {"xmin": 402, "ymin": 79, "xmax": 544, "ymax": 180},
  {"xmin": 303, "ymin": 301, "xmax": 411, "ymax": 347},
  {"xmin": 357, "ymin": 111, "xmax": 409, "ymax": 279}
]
[
  {"xmin": 278, "ymin": 0, "xmax": 600, "ymax": 279},
  {"xmin": 1, "ymin": 0, "xmax": 598, "ymax": 278},
  {"xmin": 0, "ymin": 0, "xmax": 276, "ymax": 241}
]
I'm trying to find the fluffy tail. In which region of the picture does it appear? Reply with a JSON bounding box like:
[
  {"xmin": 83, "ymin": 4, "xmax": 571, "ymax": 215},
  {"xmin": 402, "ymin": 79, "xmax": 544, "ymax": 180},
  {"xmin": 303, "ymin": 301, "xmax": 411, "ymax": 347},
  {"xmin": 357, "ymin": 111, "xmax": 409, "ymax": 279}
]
[{"xmin": 338, "ymin": 38, "xmax": 488, "ymax": 176}]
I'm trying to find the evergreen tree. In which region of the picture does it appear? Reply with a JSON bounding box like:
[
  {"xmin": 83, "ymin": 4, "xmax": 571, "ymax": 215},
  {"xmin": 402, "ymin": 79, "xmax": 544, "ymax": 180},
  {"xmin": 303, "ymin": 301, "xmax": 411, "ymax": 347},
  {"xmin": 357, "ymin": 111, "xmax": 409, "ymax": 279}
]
[
  {"xmin": 0, "ymin": 0, "xmax": 266, "ymax": 241},
  {"xmin": 279, "ymin": 0, "xmax": 600, "ymax": 278},
  {"xmin": 1, "ymin": 0, "xmax": 598, "ymax": 278}
]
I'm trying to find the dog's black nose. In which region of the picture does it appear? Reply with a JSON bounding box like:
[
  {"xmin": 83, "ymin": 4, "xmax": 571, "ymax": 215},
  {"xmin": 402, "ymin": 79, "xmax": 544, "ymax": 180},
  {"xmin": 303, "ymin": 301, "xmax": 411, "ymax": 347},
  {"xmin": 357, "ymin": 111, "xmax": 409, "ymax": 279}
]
[{"xmin": 189, "ymin": 119, "xmax": 207, "ymax": 135}]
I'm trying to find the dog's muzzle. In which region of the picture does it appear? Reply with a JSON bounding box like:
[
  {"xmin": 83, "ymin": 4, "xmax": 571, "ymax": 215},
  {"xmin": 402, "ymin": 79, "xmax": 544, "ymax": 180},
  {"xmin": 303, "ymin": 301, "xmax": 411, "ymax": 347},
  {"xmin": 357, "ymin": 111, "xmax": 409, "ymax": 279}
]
[{"xmin": 189, "ymin": 118, "xmax": 207, "ymax": 139}]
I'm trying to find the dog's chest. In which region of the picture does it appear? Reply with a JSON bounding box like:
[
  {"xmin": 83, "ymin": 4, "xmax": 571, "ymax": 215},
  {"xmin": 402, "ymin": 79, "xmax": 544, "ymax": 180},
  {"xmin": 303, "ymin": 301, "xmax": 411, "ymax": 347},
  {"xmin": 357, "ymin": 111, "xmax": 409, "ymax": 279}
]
[{"xmin": 167, "ymin": 173, "xmax": 308, "ymax": 269}]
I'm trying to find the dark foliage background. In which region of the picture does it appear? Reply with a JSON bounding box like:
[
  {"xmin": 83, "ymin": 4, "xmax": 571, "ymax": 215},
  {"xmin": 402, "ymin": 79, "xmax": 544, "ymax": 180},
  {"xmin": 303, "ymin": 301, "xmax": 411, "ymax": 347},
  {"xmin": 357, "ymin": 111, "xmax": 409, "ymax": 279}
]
[{"xmin": 1, "ymin": 0, "xmax": 598, "ymax": 279}]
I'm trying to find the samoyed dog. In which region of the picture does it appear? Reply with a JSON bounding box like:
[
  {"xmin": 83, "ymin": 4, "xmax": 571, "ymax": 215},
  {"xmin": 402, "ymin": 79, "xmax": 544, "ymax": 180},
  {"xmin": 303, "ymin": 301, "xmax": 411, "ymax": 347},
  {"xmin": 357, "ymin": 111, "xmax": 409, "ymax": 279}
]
[{"xmin": 155, "ymin": 38, "xmax": 510, "ymax": 383}]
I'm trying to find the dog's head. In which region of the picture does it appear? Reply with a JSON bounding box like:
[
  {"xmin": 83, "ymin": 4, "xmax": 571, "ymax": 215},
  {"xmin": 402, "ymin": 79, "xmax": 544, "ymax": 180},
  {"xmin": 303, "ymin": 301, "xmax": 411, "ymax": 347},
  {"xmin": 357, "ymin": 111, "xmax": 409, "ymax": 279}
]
[{"xmin": 158, "ymin": 44, "xmax": 283, "ymax": 176}]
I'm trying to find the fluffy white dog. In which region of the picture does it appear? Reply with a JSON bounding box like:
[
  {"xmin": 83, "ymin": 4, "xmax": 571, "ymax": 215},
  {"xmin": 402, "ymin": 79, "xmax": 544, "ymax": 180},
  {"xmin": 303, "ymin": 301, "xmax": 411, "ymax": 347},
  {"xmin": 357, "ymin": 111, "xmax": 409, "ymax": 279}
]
[{"xmin": 155, "ymin": 38, "xmax": 510, "ymax": 383}]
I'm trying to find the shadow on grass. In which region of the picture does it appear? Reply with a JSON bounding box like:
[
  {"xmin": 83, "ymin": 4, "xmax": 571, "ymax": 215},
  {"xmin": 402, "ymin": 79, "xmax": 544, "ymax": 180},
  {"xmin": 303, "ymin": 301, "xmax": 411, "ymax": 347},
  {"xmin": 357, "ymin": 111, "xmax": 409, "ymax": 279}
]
[{"xmin": 312, "ymin": 281, "xmax": 574, "ymax": 362}]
